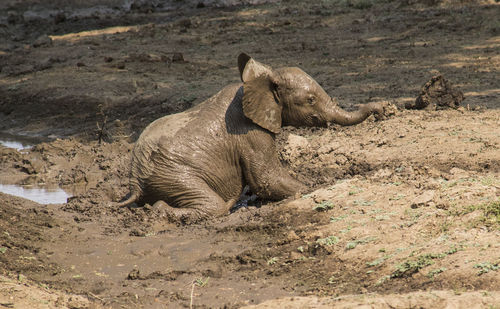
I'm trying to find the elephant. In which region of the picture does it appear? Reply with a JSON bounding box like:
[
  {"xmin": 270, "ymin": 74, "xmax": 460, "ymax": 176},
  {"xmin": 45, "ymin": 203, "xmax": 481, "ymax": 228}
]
[{"xmin": 117, "ymin": 53, "xmax": 386, "ymax": 223}]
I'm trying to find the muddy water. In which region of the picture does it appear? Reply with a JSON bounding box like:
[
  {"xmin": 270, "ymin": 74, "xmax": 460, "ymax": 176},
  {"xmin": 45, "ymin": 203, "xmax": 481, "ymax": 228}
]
[
  {"xmin": 0, "ymin": 132, "xmax": 49, "ymax": 150},
  {"xmin": 0, "ymin": 132, "xmax": 71, "ymax": 203},
  {"xmin": 0, "ymin": 183, "xmax": 70, "ymax": 204}
]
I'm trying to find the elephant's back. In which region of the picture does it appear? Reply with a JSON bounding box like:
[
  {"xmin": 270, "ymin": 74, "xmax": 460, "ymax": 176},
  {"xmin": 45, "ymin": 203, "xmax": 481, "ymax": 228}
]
[
  {"xmin": 129, "ymin": 109, "xmax": 198, "ymax": 188},
  {"xmin": 128, "ymin": 84, "xmax": 244, "ymax": 202},
  {"xmin": 139, "ymin": 109, "xmax": 198, "ymax": 144}
]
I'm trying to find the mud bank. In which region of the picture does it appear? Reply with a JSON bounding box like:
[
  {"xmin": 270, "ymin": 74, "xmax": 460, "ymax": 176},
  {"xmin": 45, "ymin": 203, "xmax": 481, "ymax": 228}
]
[{"xmin": 0, "ymin": 0, "xmax": 499, "ymax": 308}]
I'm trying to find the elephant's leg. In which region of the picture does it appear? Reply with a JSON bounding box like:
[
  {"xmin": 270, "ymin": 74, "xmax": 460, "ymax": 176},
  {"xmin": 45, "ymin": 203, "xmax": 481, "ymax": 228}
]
[
  {"xmin": 241, "ymin": 132, "xmax": 307, "ymax": 200},
  {"xmin": 152, "ymin": 181, "xmax": 237, "ymax": 224}
]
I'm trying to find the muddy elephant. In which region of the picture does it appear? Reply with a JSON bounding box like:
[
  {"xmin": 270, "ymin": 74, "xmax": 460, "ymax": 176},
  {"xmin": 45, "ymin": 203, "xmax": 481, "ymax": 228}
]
[{"xmin": 117, "ymin": 53, "xmax": 386, "ymax": 223}]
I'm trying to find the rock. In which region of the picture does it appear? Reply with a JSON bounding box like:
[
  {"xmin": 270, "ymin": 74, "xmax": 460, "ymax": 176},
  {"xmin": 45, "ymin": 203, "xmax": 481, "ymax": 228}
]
[
  {"xmin": 53, "ymin": 12, "xmax": 66, "ymax": 24},
  {"xmin": 411, "ymin": 190, "xmax": 435, "ymax": 208},
  {"xmin": 286, "ymin": 230, "xmax": 300, "ymax": 241},
  {"xmin": 32, "ymin": 34, "xmax": 53, "ymax": 48},
  {"xmin": 289, "ymin": 251, "xmax": 303, "ymax": 260},
  {"xmin": 127, "ymin": 268, "xmax": 141, "ymax": 280},
  {"xmin": 171, "ymin": 52, "xmax": 185, "ymax": 63},
  {"xmin": 406, "ymin": 75, "xmax": 464, "ymax": 110},
  {"xmin": 67, "ymin": 296, "xmax": 89, "ymax": 309},
  {"xmin": 7, "ymin": 11, "xmax": 24, "ymax": 24},
  {"xmin": 371, "ymin": 168, "xmax": 392, "ymax": 179},
  {"xmin": 286, "ymin": 134, "xmax": 309, "ymax": 150},
  {"xmin": 449, "ymin": 167, "xmax": 469, "ymax": 180}
]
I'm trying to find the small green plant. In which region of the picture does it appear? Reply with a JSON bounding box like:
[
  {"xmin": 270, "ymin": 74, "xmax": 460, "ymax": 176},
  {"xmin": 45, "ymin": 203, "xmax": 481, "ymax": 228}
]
[
  {"xmin": 353, "ymin": 199, "xmax": 375, "ymax": 206},
  {"xmin": 389, "ymin": 194, "xmax": 406, "ymax": 201},
  {"xmin": 474, "ymin": 262, "xmax": 499, "ymax": 276},
  {"xmin": 328, "ymin": 275, "xmax": 336, "ymax": 284},
  {"xmin": 267, "ymin": 257, "xmax": 279, "ymax": 265},
  {"xmin": 376, "ymin": 275, "xmax": 390, "ymax": 286},
  {"xmin": 191, "ymin": 277, "xmax": 210, "ymax": 308},
  {"xmin": 330, "ymin": 215, "xmax": 347, "ymax": 222},
  {"xmin": 194, "ymin": 277, "xmax": 210, "ymax": 287},
  {"xmin": 391, "ymin": 247, "xmax": 460, "ymax": 279},
  {"xmin": 348, "ymin": 186, "xmax": 363, "ymax": 196},
  {"xmin": 427, "ymin": 267, "xmax": 447, "ymax": 278},
  {"xmin": 346, "ymin": 241, "xmax": 357, "ymax": 250},
  {"xmin": 440, "ymin": 220, "xmax": 452, "ymax": 233},
  {"xmin": 345, "ymin": 236, "xmax": 377, "ymax": 250},
  {"xmin": 391, "ymin": 255, "xmax": 436, "ymax": 278},
  {"xmin": 0, "ymin": 247, "xmax": 7, "ymax": 254},
  {"xmin": 316, "ymin": 235, "xmax": 339, "ymax": 246},
  {"xmin": 313, "ymin": 200, "xmax": 334, "ymax": 211},
  {"xmin": 340, "ymin": 226, "xmax": 352, "ymax": 234},
  {"xmin": 450, "ymin": 199, "xmax": 500, "ymax": 230},
  {"xmin": 480, "ymin": 176, "xmax": 498, "ymax": 187},
  {"xmin": 367, "ymin": 255, "xmax": 390, "ymax": 267},
  {"xmin": 297, "ymin": 246, "xmax": 304, "ymax": 253}
]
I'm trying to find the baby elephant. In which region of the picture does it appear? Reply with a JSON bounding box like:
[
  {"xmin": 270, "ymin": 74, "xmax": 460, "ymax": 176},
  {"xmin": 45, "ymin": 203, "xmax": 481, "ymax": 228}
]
[{"xmin": 117, "ymin": 53, "xmax": 385, "ymax": 223}]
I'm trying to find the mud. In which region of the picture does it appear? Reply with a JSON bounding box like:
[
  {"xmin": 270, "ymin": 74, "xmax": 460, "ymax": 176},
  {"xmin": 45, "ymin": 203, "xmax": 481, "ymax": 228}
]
[
  {"xmin": 0, "ymin": 0, "xmax": 499, "ymax": 308},
  {"xmin": 406, "ymin": 74, "xmax": 465, "ymax": 110}
]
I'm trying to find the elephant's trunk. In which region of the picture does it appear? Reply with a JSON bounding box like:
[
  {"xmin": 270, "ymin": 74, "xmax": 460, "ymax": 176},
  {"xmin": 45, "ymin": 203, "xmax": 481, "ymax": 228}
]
[{"xmin": 325, "ymin": 99, "xmax": 375, "ymax": 126}]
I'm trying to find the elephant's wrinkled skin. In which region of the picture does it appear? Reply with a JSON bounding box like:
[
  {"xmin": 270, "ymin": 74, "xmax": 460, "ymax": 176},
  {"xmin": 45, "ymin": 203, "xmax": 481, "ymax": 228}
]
[{"xmin": 117, "ymin": 53, "xmax": 386, "ymax": 223}]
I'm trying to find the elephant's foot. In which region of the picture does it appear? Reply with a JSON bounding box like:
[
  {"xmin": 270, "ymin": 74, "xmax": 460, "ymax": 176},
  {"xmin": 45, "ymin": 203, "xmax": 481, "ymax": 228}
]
[
  {"xmin": 152, "ymin": 200, "xmax": 199, "ymax": 224},
  {"xmin": 152, "ymin": 197, "xmax": 237, "ymax": 224}
]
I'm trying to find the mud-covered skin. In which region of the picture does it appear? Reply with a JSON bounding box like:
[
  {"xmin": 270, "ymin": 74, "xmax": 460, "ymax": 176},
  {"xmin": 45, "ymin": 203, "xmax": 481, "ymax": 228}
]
[
  {"xmin": 128, "ymin": 85, "xmax": 301, "ymax": 222},
  {"xmin": 120, "ymin": 54, "xmax": 386, "ymax": 223}
]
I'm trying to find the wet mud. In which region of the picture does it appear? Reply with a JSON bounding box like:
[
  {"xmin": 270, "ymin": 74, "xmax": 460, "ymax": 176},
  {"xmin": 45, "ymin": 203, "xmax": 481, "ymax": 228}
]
[
  {"xmin": 406, "ymin": 74, "xmax": 465, "ymax": 110},
  {"xmin": 1, "ymin": 0, "xmax": 499, "ymax": 308}
]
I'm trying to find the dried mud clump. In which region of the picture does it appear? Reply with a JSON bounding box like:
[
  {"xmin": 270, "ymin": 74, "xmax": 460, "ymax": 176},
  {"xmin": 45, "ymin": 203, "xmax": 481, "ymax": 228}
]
[{"xmin": 406, "ymin": 75, "xmax": 464, "ymax": 110}]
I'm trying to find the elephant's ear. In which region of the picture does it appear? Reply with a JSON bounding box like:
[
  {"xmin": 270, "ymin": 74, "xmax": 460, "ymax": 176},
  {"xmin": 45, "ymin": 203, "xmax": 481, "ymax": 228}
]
[
  {"xmin": 238, "ymin": 53, "xmax": 272, "ymax": 82},
  {"xmin": 242, "ymin": 74, "xmax": 282, "ymax": 134}
]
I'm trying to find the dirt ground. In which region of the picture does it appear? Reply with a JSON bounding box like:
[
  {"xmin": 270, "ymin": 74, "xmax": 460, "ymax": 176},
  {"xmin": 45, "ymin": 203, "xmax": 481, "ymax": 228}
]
[{"xmin": 0, "ymin": 0, "xmax": 499, "ymax": 308}]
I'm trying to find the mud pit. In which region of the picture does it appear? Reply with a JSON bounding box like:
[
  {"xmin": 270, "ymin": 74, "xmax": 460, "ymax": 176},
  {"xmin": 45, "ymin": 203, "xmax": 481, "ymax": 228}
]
[{"xmin": 1, "ymin": 0, "xmax": 499, "ymax": 308}]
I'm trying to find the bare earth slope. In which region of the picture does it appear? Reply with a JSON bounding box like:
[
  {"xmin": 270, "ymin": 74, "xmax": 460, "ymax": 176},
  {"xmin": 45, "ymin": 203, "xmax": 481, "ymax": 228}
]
[{"xmin": 0, "ymin": 0, "xmax": 499, "ymax": 308}]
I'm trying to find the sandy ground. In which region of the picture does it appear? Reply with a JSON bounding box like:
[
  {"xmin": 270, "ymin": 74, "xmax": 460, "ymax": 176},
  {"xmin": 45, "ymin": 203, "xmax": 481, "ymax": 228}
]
[{"xmin": 0, "ymin": 0, "xmax": 499, "ymax": 308}]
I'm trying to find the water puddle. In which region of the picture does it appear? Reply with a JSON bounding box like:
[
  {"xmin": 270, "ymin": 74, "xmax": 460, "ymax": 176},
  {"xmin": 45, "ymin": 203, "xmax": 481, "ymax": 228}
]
[
  {"xmin": 0, "ymin": 183, "xmax": 70, "ymax": 204},
  {"xmin": 0, "ymin": 132, "xmax": 75, "ymax": 204},
  {"xmin": 0, "ymin": 132, "xmax": 49, "ymax": 151}
]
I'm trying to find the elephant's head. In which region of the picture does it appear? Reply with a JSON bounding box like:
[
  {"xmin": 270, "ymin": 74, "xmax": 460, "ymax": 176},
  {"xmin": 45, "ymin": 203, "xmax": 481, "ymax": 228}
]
[{"xmin": 238, "ymin": 53, "xmax": 385, "ymax": 133}]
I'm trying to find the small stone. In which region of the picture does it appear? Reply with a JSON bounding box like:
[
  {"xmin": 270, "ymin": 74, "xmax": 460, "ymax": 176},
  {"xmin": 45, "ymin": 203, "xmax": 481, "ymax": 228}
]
[
  {"xmin": 7, "ymin": 11, "xmax": 23, "ymax": 24},
  {"xmin": 289, "ymin": 251, "xmax": 303, "ymax": 260},
  {"xmin": 287, "ymin": 230, "xmax": 300, "ymax": 241},
  {"xmin": 32, "ymin": 34, "xmax": 52, "ymax": 48},
  {"xmin": 411, "ymin": 190, "xmax": 435, "ymax": 208},
  {"xmin": 54, "ymin": 12, "xmax": 66, "ymax": 24},
  {"xmin": 286, "ymin": 134, "xmax": 309, "ymax": 149},
  {"xmin": 67, "ymin": 296, "xmax": 89, "ymax": 309},
  {"xmin": 127, "ymin": 269, "xmax": 141, "ymax": 280},
  {"xmin": 449, "ymin": 167, "xmax": 469, "ymax": 179},
  {"xmin": 172, "ymin": 52, "xmax": 185, "ymax": 63}
]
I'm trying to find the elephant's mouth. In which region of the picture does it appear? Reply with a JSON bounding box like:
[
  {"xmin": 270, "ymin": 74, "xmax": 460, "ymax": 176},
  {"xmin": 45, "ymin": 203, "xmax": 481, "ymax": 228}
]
[{"xmin": 310, "ymin": 114, "xmax": 327, "ymax": 127}]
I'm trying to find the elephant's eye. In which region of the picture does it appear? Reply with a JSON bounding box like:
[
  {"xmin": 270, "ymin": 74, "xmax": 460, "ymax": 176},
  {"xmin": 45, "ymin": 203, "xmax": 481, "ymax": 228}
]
[{"xmin": 307, "ymin": 97, "xmax": 316, "ymax": 105}]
